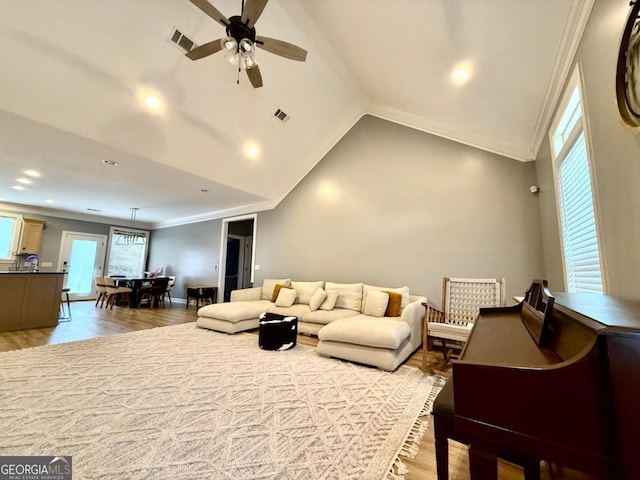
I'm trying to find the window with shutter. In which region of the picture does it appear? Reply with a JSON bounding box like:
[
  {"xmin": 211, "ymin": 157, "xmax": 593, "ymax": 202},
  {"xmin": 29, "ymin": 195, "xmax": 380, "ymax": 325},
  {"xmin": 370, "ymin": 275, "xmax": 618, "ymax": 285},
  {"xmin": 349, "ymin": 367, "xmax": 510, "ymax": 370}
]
[{"xmin": 549, "ymin": 67, "xmax": 605, "ymax": 293}]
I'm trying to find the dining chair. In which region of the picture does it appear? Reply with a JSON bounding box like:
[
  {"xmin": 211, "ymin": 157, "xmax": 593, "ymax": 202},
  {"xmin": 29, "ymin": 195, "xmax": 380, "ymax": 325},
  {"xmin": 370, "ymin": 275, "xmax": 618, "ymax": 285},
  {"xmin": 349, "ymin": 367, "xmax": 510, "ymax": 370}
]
[
  {"xmin": 95, "ymin": 275, "xmax": 109, "ymax": 308},
  {"xmin": 164, "ymin": 276, "xmax": 176, "ymax": 306},
  {"xmin": 138, "ymin": 277, "xmax": 169, "ymax": 308},
  {"xmin": 103, "ymin": 276, "xmax": 133, "ymax": 310}
]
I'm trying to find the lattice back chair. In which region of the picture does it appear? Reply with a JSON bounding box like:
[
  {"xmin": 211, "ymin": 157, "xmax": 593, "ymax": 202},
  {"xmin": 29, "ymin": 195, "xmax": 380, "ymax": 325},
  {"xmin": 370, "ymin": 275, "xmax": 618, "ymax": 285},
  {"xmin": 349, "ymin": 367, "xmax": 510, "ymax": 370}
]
[{"xmin": 424, "ymin": 277, "xmax": 506, "ymax": 366}]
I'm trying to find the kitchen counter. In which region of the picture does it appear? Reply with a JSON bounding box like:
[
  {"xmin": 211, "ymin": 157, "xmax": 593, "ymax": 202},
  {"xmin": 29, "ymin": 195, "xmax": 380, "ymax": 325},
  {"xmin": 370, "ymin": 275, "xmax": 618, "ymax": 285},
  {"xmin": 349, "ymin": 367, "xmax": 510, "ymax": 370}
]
[{"xmin": 0, "ymin": 272, "xmax": 64, "ymax": 331}]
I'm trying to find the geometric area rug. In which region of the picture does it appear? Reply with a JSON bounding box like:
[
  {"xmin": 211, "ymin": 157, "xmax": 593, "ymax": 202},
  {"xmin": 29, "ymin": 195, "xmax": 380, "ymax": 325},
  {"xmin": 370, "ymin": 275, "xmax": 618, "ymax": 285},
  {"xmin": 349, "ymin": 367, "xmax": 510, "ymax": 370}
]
[{"xmin": 0, "ymin": 323, "xmax": 445, "ymax": 480}]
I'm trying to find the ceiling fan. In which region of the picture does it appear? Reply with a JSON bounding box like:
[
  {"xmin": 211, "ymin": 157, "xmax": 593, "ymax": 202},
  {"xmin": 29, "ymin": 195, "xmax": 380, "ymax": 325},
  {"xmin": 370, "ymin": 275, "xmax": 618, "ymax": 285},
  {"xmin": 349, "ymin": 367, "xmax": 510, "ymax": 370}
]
[{"xmin": 185, "ymin": 0, "xmax": 307, "ymax": 88}]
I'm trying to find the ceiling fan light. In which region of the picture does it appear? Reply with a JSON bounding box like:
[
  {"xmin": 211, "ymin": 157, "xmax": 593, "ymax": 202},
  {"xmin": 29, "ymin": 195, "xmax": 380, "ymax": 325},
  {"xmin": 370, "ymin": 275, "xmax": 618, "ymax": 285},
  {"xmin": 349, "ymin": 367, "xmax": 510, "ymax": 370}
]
[
  {"xmin": 239, "ymin": 38, "xmax": 254, "ymax": 54},
  {"xmin": 225, "ymin": 51, "xmax": 240, "ymax": 65},
  {"xmin": 221, "ymin": 36, "xmax": 237, "ymax": 53}
]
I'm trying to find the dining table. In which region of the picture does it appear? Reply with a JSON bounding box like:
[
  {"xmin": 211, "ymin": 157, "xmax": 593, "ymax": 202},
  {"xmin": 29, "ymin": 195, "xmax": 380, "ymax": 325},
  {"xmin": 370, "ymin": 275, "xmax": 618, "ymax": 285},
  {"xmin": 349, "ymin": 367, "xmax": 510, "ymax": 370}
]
[{"xmin": 115, "ymin": 277, "xmax": 160, "ymax": 307}]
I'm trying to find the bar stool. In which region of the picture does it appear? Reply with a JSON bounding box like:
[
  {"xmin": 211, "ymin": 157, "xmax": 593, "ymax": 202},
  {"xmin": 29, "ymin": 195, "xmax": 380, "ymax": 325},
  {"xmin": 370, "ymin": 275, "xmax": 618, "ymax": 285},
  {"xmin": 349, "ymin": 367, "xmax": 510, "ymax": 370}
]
[
  {"xmin": 433, "ymin": 378, "xmax": 541, "ymax": 480},
  {"xmin": 59, "ymin": 288, "xmax": 72, "ymax": 322}
]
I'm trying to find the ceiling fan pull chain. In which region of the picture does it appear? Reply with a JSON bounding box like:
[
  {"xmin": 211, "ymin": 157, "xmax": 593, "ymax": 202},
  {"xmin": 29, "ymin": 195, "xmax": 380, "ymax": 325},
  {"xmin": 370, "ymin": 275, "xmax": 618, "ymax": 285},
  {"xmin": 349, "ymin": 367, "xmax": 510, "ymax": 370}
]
[{"xmin": 237, "ymin": 65, "xmax": 241, "ymax": 85}]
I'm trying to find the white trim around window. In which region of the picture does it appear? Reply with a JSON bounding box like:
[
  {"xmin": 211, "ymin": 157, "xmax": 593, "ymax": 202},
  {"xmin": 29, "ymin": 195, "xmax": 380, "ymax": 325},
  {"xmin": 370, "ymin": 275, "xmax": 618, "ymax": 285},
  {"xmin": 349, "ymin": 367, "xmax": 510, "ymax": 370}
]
[{"xmin": 548, "ymin": 63, "xmax": 608, "ymax": 293}]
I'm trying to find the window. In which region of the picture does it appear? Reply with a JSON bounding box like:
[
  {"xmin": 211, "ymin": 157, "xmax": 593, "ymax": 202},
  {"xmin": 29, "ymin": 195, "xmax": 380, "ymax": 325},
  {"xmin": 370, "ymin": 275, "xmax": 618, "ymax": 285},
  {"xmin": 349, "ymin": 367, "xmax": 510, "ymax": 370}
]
[
  {"xmin": 549, "ymin": 66, "xmax": 605, "ymax": 293},
  {"xmin": 105, "ymin": 227, "xmax": 149, "ymax": 278},
  {"xmin": 0, "ymin": 213, "xmax": 22, "ymax": 262}
]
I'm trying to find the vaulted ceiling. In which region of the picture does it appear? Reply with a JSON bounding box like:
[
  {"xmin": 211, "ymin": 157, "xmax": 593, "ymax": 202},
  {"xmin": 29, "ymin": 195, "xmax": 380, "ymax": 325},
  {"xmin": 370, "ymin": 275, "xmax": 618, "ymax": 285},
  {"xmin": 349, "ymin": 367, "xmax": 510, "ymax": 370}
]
[{"xmin": 0, "ymin": 0, "xmax": 592, "ymax": 228}]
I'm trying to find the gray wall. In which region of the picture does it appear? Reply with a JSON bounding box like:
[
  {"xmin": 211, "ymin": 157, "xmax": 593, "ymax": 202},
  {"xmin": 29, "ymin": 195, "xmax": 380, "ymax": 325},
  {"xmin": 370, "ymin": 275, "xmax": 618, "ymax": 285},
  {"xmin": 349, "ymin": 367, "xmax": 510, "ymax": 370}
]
[
  {"xmin": 147, "ymin": 219, "xmax": 222, "ymax": 301},
  {"xmin": 254, "ymin": 115, "xmax": 545, "ymax": 306},
  {"xmin": 535, "ymin": 0, "xmax": 640, "ymax": 301}
]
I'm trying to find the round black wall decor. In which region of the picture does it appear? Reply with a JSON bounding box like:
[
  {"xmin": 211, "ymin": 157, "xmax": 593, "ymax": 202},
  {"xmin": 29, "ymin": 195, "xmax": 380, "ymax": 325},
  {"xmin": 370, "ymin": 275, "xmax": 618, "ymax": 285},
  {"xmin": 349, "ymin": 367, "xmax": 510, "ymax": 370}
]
[{"xmin": 616, "ymin": 0, "xmax": 640, "ymax": 131}]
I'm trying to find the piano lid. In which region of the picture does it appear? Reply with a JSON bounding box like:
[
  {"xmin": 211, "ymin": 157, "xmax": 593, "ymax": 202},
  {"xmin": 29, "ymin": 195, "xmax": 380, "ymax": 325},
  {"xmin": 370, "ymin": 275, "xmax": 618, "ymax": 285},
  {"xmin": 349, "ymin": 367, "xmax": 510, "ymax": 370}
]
[{"xmin": 553, "ymin": 292, "xmax": 640, "ymax": 333}]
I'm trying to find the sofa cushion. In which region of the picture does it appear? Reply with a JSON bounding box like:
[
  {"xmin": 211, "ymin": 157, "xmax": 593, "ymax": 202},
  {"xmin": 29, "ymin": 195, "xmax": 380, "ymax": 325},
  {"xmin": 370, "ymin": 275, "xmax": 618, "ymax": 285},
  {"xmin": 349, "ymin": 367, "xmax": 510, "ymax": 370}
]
[
  {"xmin": 261, "ymin": 278, "xmax": 291, "ymax": 300},
  {"xmin": 384, "ymin": 291, "xmax": 402, "ymax": 317},
  {"xmin": 198, "ymin": 300, "xmax": 272, "ymax": 323},
  {"xmin": 309, "ymin": 288, "xmax": 327, "ymax": 311},
  {"xmin": 302, "ymin": 308, "xmax": 360, "ymax": 326},
  {"xmin": 363, "ymin": 290, "xmax": 389, "ymax": 317},
  {"xmin": 319, "ymin": 290, "xmax": 338, "ymax": 311},
  {"xmin": 267, "ymin": 303, "xmax": 311, "ymax": 318},
  {"xmin": 325, "ymin": 282, "xmax": 363, "ymax": 311},
  {"xmin": 291, "ymin": 281, "xmax": 324, "ymax": 304},
  {"xmin": 318, "ymin": 315, "xmax": 411, "ymax": 350},
  {"xmin": 274, "ymin": 287, "xmax": 297, "ymax": 307},
  {"xmin": 271, "ymin": 283, "xmax": 292, "ymax": 302}
]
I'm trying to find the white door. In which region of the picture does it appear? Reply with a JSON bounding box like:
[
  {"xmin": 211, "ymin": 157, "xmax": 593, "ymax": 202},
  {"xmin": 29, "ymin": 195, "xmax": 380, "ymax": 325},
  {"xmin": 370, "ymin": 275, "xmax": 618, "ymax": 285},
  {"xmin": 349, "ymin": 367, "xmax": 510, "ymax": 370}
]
[{"xmin": 57, "ymin": 231, "xmax": 107, "ymax": 301}]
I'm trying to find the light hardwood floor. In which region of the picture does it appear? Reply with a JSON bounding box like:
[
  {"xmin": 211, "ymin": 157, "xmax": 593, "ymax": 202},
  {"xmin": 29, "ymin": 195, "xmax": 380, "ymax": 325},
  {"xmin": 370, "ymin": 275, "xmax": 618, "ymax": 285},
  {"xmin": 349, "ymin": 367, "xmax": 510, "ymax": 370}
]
[{"xmin": 0, "ymin": 301, "xmax": 589, "ymax": 480}]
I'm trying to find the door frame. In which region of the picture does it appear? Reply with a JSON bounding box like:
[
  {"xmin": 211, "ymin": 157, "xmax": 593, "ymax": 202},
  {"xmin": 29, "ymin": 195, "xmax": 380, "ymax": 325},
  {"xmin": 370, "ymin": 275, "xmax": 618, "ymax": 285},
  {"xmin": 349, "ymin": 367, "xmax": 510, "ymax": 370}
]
[
  {"xmin": 56, "ymin": 231, "xmax": 108, "ymax": 301},
  {"xmin": 218, "ymin": 214, "xmax": 257, "ymax": 303}
]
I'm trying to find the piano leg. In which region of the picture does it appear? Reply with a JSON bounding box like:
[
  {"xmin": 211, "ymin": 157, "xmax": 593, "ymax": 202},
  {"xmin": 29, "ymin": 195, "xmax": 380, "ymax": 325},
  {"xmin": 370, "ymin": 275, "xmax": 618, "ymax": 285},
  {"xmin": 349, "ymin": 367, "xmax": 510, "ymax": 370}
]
[
  {"xmin": 469, "ymin": 443, "xmax": 498, "ymax": 480},
  {"xmin": 433, "ymin": 414, "xmax": 450, "ymax": 480}
]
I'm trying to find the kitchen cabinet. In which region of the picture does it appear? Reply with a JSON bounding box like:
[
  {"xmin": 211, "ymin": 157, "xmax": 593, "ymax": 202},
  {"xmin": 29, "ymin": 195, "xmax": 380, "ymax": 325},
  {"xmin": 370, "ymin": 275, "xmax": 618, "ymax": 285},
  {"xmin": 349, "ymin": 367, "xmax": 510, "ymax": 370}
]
[{"xmin": 18, "ymin": 218, "xmax": 44, "ymax": 254}]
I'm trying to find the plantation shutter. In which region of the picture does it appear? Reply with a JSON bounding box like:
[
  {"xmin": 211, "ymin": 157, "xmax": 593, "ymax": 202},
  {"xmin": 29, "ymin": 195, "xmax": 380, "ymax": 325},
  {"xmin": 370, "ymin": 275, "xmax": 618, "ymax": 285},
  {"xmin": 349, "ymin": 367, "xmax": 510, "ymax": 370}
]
[{"xmin": 556, "ymin": 132, "xmax": 603, "ymax": 293}]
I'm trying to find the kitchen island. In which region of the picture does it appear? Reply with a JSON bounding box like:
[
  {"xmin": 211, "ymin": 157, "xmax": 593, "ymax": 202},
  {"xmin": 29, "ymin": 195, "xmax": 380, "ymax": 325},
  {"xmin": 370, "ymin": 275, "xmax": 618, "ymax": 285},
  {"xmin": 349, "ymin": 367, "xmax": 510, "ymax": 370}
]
[{"xmin": 0, "ymin": 272, "xmax": 64, "ymax": 331}]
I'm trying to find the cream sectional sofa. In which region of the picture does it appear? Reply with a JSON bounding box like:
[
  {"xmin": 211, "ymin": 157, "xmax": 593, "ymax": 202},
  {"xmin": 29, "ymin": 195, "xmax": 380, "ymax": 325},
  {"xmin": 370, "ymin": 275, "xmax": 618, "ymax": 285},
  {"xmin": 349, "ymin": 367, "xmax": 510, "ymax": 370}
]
[{"xmin": 196, "ymin": 278, "xmax": 427, "ymax": 371}]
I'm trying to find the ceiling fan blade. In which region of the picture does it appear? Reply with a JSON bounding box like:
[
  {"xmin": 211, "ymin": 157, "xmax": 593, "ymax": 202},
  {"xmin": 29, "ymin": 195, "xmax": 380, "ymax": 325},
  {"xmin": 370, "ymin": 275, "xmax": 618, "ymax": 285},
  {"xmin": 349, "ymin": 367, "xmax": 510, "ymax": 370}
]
[
  {"xmin": 188, "ymin": 0, "xmax": 229, "ymax": 27},
  {"xmin": 246, "ymin": 65, "xmax": 263, "ymax": 88},
  {"xmin": 256, "ymin": 36, "xmax": 307, "ymax": 62},
  {"xmin": 185, "ymin": 39, "xmax": 223, "ymax": 60},
  {"xmin": 241, "ymin": 0, "xmax": 269, "ymax": 28}
]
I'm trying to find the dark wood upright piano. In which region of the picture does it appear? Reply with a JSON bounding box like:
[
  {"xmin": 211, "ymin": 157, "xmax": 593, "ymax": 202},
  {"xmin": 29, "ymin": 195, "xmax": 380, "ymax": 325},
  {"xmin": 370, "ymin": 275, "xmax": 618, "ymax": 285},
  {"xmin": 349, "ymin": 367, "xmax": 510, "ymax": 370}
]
[{"xmin": 452, "ymin": 280, "xmax": 640, "ymax": 479}]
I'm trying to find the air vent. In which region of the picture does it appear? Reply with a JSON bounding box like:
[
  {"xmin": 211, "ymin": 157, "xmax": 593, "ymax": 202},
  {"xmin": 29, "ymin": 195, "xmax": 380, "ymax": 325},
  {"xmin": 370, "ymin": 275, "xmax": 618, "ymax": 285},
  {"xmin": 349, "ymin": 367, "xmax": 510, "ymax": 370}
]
[
  {"xmin": 168, "ymin": 28, "xmax": 195, "ymax": 52},
  {"xmin": 273, "ymin": 108, "xmax": 289, "ymax": 123}
]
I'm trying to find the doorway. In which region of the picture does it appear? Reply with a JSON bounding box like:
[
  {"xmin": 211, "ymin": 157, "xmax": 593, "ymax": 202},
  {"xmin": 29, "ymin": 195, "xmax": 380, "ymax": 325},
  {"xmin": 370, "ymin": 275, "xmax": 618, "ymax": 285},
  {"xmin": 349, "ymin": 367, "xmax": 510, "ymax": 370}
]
[
  {"xmin": 57, "ymin": 231, "xmax": 107, "ymax": 301},
  {"xmin": 219, "ymin": 214, "xmax": 256, "ymax": 302}
]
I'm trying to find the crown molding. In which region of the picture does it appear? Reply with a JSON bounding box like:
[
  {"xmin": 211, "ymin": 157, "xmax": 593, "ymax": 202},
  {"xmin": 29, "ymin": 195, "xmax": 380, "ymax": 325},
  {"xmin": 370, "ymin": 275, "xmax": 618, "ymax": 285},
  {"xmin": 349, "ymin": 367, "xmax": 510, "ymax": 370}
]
[
  {"xmin": 364, "ymin": 103, "xmax": 534, "ymax": 162},
  {"xmin": 0, "ymin": 201, "xmax": 153, "ymax": 229},
  {"xmin": 529, "ymin": 0, "xmax": 596, "ymax": 158}
]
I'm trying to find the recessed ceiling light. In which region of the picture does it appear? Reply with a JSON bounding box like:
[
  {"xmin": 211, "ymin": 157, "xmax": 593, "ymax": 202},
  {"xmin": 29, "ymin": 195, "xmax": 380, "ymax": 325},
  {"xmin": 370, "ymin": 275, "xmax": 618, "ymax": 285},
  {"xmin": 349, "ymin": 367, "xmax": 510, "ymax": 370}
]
[
  {"xmin": 451, "ymin": 62, "xmax": 473, "ymax": 86},
  {"xmin": 12, "ymin": 185, "xmax": 25, "ymax": 191},
  {"xmin": 200, "ymin": 188, "xmax": 211, "ymax": 193},
  {"xmin": 16, "ymin": 177, "xmax": 32, "ymax": 185},
  {"xmin": 145, "ymin": 95, "xmax": 161, "ymax": 109},
  {"xmin": 102, "ymin": 160, "xmax": 119, "ymax": 166},
  {"xmin": 137, "ymin": 87, "xmax": 166, "ymax": 115},
  {"xmin": 245, "ymin": 143, "xmax": 260, "ymax": 159},
  {"xmin": 45, "ymin": 199, "xmax": 54, "ymax": 204},
  {"xmin": 23, "ymin": 169, "xmax": 41, "ymax": 177}
]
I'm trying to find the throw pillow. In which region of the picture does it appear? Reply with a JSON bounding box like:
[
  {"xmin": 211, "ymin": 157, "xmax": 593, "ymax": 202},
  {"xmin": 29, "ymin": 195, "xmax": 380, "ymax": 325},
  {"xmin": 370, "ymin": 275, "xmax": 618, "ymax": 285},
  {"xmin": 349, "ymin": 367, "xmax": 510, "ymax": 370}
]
[
  {"xmin": 325, "ymin": 282, "xmax": 363, "ymax": 311},
  {"xmin": 291, "ymin": 281, "xmax": 324, "ymax": 304},
  {"xmin": 271, "ymin": 284, "xmax": 292, "ymax": 303},
  {"xmin": 261, "ymin": 278, "xmax": 291, "ymax": 300},
  {"xmin": 309, "ymin": 288, "xmax": 327, "ymax": 311},
  {"xmin": 319, "ymin": 290, "xmax": 338, "ymax": 311},
  {"xmin": 384, "ymin": 291, "xmax": 402, "ymax": 317},
  {"xmin": 363, "ymin": 290, "xmax": 389, "ymax": 317},
  {"xmin": 274, "ymin": 287, "xmax": 297, "ymax": 307}
]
